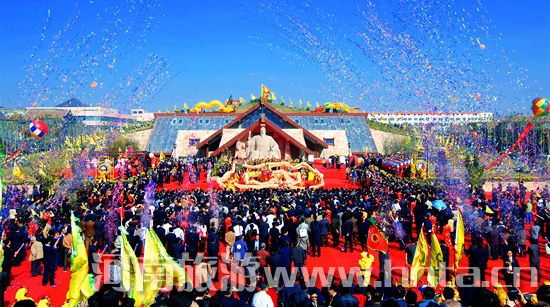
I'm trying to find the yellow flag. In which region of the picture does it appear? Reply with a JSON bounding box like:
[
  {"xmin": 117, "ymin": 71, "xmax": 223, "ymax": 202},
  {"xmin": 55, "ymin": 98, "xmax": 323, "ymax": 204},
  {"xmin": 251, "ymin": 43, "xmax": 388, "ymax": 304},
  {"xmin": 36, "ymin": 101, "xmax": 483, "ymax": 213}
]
[
  {"xmin": 455, "ymin": 211, "xmax": 465, "ymax": 269},
  {"xmin": 299, "ymin": 99, "xmax": 303, "ymax": 107},
  {"xmin": 494, "ymin": 283, "xmax": 508, "ymax": 306},
  {"xmin": 121, "ymin": 233, "xmax": 144, "ymax": 307},
  {"xmin": 251, "ymin": 94, "xmax": 257, "ymax": 100},
  {"xmin": 38, "ymin": 164, "xmax": 47, "ymax": 178},
  {"xmin": 63, "ymin": 212, "xmax": 95, "ymax": 307},
  {"xmin": 307, "ymin": 101, "xmax": 312, "ymax": 109},
  {"xmin": 280, "ymin": 96, "xmax": 285, "ymax": 103},
  {"xmin": 13, "ymin": 161, "xmax": 25, "ymax": 180},
  {"xmin": 410, "ymin": 228, "xmax": 429, "ymax": 286},
  {"xmin": 142, "ymin": 229, "xmax": 163, "ymax": 306},
  {"xmin": 149, "ymin": 230, "xmax": 190, "ymax": 288},
  {"xmin": 261, "ymin": 84, "xmax": 271, "ymax": 99},
  {"xmin": 159, "ymin": 151, "xmax": 166, "ymax": 161},
  {"xmin": 88, "ymin": 135, "xmax": 97, "ymax": 146},
  {"xmin": 174, "ymin": 105, "xmax": 180, "ymax": 112},
  {"xmin": 316, "ymin": 102, "xmax": 320, "ymax": 108},
  {"xmin": 271, "ymin": 92, "xmax": 276, "ymax": 101},
  {"xmin": 427, "ymin": 233, "xmax": 443, "ymax": 287},
  {"xmin": 184, "ymin": 103, "xmax": 189, "ymax": 110},
  {"xmin": 239, "ymin": 97, "xmax": 246, "ymax": 103},
  {"xmin": 289, "ymin": 98, "xmax": 293, "ymax": 106}
]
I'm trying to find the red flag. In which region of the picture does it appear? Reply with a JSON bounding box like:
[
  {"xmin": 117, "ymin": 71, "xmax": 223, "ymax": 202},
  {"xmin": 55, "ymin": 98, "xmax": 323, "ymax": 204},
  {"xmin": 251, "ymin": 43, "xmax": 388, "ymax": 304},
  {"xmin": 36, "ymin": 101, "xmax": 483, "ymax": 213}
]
[{"xmin": 367, "ymin": 225, "xmax": 389, "ymax": 254}]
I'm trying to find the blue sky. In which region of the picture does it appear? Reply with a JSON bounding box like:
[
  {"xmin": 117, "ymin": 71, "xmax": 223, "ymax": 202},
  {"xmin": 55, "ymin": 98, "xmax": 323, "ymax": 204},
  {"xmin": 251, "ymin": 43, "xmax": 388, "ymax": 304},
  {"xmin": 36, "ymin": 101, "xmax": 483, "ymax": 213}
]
[{"xmin": 0, "ymin": 0, "xmax": 548, "ymax": 114}]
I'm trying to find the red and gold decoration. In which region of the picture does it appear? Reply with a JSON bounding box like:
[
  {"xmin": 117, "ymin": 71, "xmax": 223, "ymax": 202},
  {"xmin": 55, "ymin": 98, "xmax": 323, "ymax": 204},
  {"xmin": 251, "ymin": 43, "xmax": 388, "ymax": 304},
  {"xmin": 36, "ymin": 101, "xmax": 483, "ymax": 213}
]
[{"xmin": 216, "ymin": 161, "xmax": 324, "ymax": 190}]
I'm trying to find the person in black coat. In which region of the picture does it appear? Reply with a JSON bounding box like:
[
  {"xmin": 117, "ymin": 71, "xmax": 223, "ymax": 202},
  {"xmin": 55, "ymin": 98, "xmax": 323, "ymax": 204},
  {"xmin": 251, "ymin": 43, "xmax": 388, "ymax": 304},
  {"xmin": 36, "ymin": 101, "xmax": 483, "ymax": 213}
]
[
  {"xmin": 527, "ymin": 238, "xmax": 540, "ymax": 282},
  {"xmin": 269, "ymin": 251, "xmax": 284, "ymax": 272},
  {"xmin": 503, "ymin": 249, "xmax": 519, "ymax": 287},
  {"xmin": 185, "ymin": 227, "xmax": 200, "ymax": 262},
  {"xmin": 165, "ymin": 229, "xmax": 178, "ymax": 259},
  {"xmin": 358, "ymin": 216, "xmax": 370, "ymax": 251},
  {"xmin": 333, "ymin": 286, "xmax": 359, "ymax": 307},
  {"xmin": 291, "ymin": 246, "xmax": 306, "ymax": 279},
  {"xmin": 269, "ymin": 223, "xmax": 280, "ymax": 252},
  {"xmin": 1, "ymin": 239, "xmax": 14, "ymax": 282},
  {"xmin": 489, "ymin": 226, "xmax": 501, "ymax": 260},
  {"xmin": 12, "ymin": 226, "xmax": 28, "ymax": 266},
  {"xmin": 310, "ymin": 219, "xmax": 322, "ymax": 257},
  {"xmin": 94, "ymin": 216, "xmax": 106, "ymax": 249},
  {"xmin": 467, "ymin": 240, "xmax": 489, "ymax": 282},
  {"xmin": 319, "ymin": 215, "xmax": 330, "ymax": 247},
  {"xmin": 279, "ymin": 241, "xmax": 292, "ymax": 278},
  {"xmin": 42, "ymin": 238, "xmax": 59, "ymax": 286},
  {"xmin": 259, "ymin": 219, "xmax": 270, "ymax": 247},
  {"xmin": 440, "ymin": 239, "xmax": 450, "ymax": 281},
  {"xmin": 331, "ymin": 215, "xmax": 341, "ymax": 248},
  {"xmin": 342, "ymin": 218, "xmax": 354, "ymax": 253},
  {"xmin": 88, "ymin": 239, "xmax": 99, "ymax": 274},
  {"xmin": 207, "ymin": 227, "xmax": 220, "ymax": 282}
]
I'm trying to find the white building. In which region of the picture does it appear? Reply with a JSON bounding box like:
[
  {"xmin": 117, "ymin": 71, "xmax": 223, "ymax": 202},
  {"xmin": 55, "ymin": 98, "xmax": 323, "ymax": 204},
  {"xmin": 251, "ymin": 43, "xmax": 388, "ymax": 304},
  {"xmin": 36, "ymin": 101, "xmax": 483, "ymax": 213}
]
[
  {"xmin": 130, "ymin": 109, "xmax": 155, "ymax": 122},
  {"xmin": 28, "ymin": 105, "xmax": 134, "ymax": 126},
  {"xmin": 26, "ymin": 98, "xmax": 154, "ymax": 126},
  {"xmin": 367, "ymin": 112, "xmax": 493, "ymax": 125}
]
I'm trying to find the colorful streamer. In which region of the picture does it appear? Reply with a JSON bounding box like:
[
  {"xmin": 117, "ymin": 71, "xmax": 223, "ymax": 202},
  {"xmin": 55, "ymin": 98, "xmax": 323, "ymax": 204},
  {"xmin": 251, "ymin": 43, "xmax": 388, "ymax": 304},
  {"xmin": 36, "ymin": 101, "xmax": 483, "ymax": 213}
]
[
  {"xmin": 485, "ymin": 122, "xmax": 533, "ymax": 170},
  {"xmin": 4, "ymin": 143, "xmax": 27, "ymax": 164}
]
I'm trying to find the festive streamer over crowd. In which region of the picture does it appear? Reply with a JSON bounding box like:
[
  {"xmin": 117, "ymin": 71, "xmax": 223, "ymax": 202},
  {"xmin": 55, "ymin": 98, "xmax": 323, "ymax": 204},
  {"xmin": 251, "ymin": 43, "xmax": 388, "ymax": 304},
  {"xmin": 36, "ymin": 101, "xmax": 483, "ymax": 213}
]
[{"xmin": 254, "ymin": 0, "xmax": 534, "ymax": 114}]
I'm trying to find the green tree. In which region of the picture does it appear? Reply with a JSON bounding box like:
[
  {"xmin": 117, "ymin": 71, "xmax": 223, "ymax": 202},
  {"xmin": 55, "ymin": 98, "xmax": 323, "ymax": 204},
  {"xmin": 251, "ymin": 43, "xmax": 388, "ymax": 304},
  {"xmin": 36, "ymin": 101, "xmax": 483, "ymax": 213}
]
[
  {"xmin": 383, "ymin": 137, "xmax": 415, "ymax": 155},
  {"xmin": 108, "ymin": 136, "xmax": 139, "ymax": 153},
  {"xmin": 465, "ymin": 153, "xmax": 485, "ymax": 189}
]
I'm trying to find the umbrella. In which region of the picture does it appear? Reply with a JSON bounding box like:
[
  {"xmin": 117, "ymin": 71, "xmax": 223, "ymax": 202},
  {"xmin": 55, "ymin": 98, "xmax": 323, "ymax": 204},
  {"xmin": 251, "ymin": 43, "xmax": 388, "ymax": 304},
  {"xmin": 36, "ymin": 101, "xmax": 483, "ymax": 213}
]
[{"xmin": 432, "ymin": 199, "xmax": 447, "ymax": 210}]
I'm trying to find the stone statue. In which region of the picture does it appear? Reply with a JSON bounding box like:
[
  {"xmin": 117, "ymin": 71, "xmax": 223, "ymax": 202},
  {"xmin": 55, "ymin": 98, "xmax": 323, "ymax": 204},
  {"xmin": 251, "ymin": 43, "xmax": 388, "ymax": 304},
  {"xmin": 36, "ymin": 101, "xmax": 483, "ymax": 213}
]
[
  {"xmin": 235, "ymin": 140, "xmax": 248, "ymax": 159},
  {"xmin": 246, "ymin": 124, "xmax": 281, "ymax": 160}
]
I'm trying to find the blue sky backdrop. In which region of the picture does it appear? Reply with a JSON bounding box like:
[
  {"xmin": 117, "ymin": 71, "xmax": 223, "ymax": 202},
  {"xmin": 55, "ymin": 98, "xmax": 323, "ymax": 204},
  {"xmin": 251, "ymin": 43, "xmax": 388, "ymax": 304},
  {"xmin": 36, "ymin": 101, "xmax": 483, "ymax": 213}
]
[{"xmin": 0, "ymin": 0, "xmax": 548, "ymax": 114}]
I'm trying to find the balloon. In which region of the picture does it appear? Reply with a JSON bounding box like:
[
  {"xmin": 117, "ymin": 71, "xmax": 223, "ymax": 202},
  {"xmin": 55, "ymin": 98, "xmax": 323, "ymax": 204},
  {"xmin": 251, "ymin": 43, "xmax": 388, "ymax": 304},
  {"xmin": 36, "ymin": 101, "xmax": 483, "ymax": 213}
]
[
  {"xmin": 29, "ymin": 119, "xmax": 49, "ymax": 138},
  {"xmin": 91, "ymin": 81, "xmax": 98, "ymax": 89},
  {"xmin": 532, "ymin": 97, "xmax": 549, "ymax": 117}
]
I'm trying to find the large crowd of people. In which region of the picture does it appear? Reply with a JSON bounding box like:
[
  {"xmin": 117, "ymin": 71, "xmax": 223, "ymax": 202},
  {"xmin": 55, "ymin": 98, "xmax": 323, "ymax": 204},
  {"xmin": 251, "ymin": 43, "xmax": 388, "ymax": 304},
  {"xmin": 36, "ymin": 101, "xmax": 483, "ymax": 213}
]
[{"xmin": 2, "ymin": 152, "xmax": 549, "ymax": 307}]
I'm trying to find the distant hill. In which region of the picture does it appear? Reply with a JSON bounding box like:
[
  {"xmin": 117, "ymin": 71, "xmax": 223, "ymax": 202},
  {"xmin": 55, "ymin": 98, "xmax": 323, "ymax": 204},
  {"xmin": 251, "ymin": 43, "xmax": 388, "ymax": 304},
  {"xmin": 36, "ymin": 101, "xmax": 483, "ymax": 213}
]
[{"xmin": 56, "ymin": 98, "xmax": 87, "ymax": 108}]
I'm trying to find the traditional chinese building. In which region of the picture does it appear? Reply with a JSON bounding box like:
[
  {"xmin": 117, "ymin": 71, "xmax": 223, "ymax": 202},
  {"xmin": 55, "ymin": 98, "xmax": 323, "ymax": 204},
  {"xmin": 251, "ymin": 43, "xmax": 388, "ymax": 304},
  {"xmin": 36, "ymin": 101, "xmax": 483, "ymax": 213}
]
[{"xmin": 146, "ymin": 100, "xmax": 378, "ymax": 159}]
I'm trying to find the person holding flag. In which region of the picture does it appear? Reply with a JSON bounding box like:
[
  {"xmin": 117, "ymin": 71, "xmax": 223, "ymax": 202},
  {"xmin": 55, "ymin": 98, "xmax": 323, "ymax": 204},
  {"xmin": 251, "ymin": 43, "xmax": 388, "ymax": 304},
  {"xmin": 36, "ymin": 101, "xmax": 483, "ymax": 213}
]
[
  {"xmin": 62, "ymin": 212, "xmax": 95, "ymax": 306},
  {"xmin": 454, "ymin": 210, "xmax": 465, "ymax": 274},
  {"xmin": 120, "ymin": 228, "xmax": 143, "ymax": 307},
  {"xmin": 367, "ymin": 223, "xmax": 390, "ymax": 284},
  {"xmin": 367, "ymin": 223, "xmax": 389, "ymax": 254},
  {"xmin": 427, "ymin": 233, "xmax": 444, "ymax": 288},
  {"xmin": 410, "ymin": 228, "xmax": 429, "ymax": 287}
]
